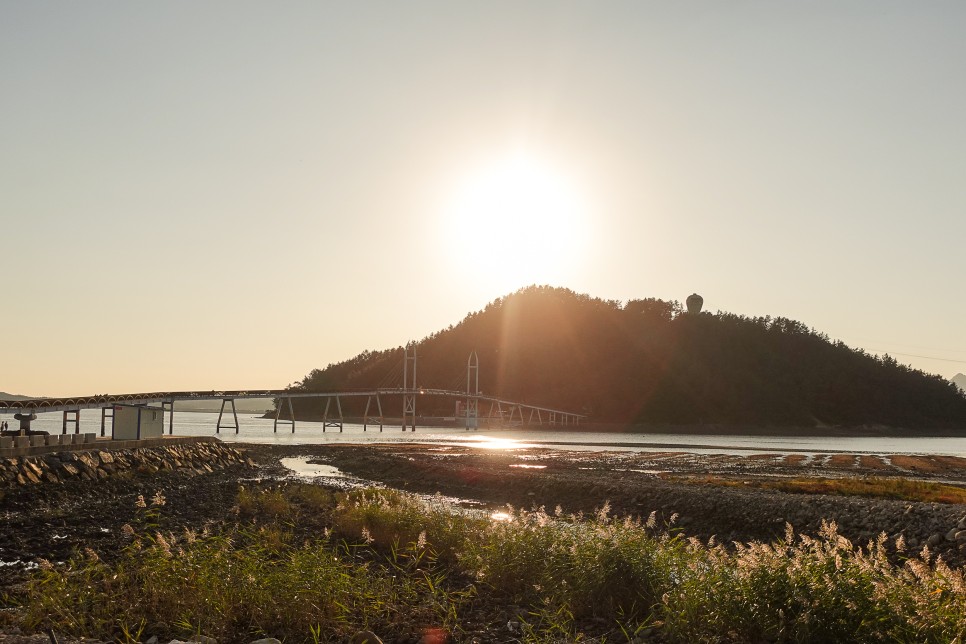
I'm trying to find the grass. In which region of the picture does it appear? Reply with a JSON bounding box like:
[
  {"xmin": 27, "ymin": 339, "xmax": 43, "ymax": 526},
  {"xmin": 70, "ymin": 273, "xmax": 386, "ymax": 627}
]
[
  {"xmin": 764, "ymin": 477, "xmax": 966, "ymax": 504},
  {"xmin": 11, "ymin": 485, "xmax": 966, "ymax": 642},
  {"xmin": 670, "ymin": 474, "xmax": 966, "ymax": 504},
  {"xmin": 19, "ymin": 489, "xmax": 463, "ymax": 643}
]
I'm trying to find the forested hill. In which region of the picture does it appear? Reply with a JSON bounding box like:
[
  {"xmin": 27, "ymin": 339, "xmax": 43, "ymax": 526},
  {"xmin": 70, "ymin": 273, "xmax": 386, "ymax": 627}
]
[{"xmin": 285, "ymin": 286, "xmax": 966, "ymax": 429}]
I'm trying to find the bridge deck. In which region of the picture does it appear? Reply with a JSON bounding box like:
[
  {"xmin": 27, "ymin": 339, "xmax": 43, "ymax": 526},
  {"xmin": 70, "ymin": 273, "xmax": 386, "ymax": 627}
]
[{"xmin": 0, "ymin": 388, "xmax": 584, "ymax": 419}]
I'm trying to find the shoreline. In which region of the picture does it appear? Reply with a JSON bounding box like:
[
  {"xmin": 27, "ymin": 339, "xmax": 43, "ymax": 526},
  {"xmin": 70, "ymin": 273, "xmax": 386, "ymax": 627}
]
[
  {"xmin": 532, "ymin": 422, "xmax": 966, "ymax": 438},
  {"xmin": 257, "ymin": 415, "xmax": 966, "ymax": 438}
]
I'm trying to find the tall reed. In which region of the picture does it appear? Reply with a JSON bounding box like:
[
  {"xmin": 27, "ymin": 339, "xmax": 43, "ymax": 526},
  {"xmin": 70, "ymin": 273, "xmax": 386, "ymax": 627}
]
[{"xmin": 16, "ymin": 485, "xmax": 966, "ymax": 643}]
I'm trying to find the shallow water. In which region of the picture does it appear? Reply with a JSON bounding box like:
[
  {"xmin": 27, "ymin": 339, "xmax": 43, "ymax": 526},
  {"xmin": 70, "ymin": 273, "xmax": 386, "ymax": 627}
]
[
  {"xmin": 278, "ymin": 456, "xmax": 491, "ymax": 513},
  {"xmin": 279, "ymin": 458, "xmax": 352, "ymax": 479},
  {"xmin": 12, "ymin": 409, "xmax": 966, "ymax": 456}
]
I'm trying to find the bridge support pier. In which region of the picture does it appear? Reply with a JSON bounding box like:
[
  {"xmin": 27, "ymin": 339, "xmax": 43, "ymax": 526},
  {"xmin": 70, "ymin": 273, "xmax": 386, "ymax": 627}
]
[
  {"xmin": 162, "ymin": 400, "xmax": 174, "ymax": 435},
  {"xmin": 363, "ymin": 394, "xmax": 383, "ymax": 432},
  {"xmin": 216, "ymin": 399, "xmax": 239, "ymax": 434},
  {"xmin": 402, "ymin": 393, "xmax": 416, "ymax": 431},
  {"xmin": 274, "ymin": 397, "xmax": 296, "ymax": 433},
  {"xmin": 323, "ymin": 396, "xmax": 344, "ymax": 432},
  {"xmin": 485, "ymin": 401, "xmax": 506, "ymax": 428},
  {"xmin": 62, "ymin": 409, "xmax": 79, "ymax": 434},
  {"xmin": 100, "ymin": 407, "xmax": 113, "ymax": 437}
]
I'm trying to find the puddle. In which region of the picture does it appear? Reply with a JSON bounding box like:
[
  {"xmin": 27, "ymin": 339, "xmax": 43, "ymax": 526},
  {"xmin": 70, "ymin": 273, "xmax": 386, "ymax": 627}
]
[
  {"xmin": 510, "ymin": 464, "xmax": 547, "ymax": 469},
  {"xmin": 517, "ymin": 453, "xmax": 559, "ymax": 460},
  {"xmin": 278, "ymin": 457, "xmax": 523, "ymax": 519},
  {"xmin": 417, "ymin": 492, "xmax": 484, "ymax": 510},
  {"xmin": 281, "ymin": 457, "xmax": 352, "ymax": 479}
]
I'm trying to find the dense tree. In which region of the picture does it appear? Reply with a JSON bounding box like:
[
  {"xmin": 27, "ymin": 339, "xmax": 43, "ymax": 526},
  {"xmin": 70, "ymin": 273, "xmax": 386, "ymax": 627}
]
[{"xmin": 278, "ymin": 286, "xmax": 966, "ymax": 429}]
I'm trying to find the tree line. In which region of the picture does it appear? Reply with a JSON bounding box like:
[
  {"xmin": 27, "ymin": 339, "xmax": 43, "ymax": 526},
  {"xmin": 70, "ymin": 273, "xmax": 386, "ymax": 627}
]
[{"xmin": 277, "ymin": 286, "xmax": 966, "ymax": 429}]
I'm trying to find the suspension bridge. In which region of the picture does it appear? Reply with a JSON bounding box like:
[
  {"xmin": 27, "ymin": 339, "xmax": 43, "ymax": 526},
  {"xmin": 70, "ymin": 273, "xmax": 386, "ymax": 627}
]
[{"xmin": 0, "ymin": 350, "xmax": 584, "ymax": 437}]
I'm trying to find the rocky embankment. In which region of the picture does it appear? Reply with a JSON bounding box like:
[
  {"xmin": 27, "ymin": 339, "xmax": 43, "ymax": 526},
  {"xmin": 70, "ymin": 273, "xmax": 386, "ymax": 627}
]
[
  {"xmin": 0, "ymin": 441, "xmax": 255, "ymax": 487},
  {"xmin": 0, "ymin": 440, "xmax": 259, "ymax": 590}
]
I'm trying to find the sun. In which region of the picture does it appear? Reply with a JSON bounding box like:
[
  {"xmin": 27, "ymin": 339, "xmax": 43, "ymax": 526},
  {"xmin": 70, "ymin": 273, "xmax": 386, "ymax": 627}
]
[{"xmin": 440, "ymin": 151, "xmax": 588, "ymax": 289}]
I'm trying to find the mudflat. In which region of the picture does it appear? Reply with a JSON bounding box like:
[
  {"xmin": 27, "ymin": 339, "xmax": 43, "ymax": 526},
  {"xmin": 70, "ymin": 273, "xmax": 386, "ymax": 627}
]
[
  {"xmin": 267, "ymin": 443, "xmax": 966, "ymax": 561},
  {"xmin": 3, "ymin": 441, "xmax": 966, "ymax": 592}
]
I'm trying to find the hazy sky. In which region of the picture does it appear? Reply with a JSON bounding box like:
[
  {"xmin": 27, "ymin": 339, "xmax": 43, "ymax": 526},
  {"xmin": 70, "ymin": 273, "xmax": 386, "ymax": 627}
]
[{"xmin": 2, "ymin": 2, "xmax": 965, "ymax": 396}]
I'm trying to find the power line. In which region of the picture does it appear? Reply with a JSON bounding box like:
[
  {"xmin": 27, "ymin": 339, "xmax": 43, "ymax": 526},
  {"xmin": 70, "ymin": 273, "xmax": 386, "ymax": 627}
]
[
  {"xmin": 866, "ymin": 350, "xmax": 966, "ymax": 365},
  {"xmin": 835, "ymin": 334, "xmax": 966, "ymax": 360}
]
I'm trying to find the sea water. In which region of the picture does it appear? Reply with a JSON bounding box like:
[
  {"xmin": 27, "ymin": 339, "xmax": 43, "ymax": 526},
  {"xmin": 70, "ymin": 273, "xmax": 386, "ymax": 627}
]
[{"xmin": 11, "ymin": 409, "xmax": 966, "ymax": 456}]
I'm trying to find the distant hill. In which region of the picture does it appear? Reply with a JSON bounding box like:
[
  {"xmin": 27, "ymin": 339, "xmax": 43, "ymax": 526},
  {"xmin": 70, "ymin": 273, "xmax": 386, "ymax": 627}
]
[
  {"xmin": 953, "ymin": 374, "xmax": 966, "ymax": 392},
  {"xmin": 281, "ymin": 286, "xmax": 966, "ymax": 429},
  {"xmin": 0, "ymin": 392, "xmax": 31, "ymax": 400}
]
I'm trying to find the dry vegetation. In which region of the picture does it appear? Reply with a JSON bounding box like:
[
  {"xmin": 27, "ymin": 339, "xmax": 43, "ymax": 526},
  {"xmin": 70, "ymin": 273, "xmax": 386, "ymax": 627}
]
[
  {"xmin": 11, "ymin": 483, "xmax": 966, "ymax": 643},
  {"xmin": 668, "ymin": 474, "xmax": 966, "ymax": 505}
]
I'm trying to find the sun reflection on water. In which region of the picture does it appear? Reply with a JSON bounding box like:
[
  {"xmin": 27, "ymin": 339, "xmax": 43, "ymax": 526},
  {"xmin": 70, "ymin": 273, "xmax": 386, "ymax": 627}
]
[
  {"xmin": 463, "ymin": 436, "xmax": 536, "ymax": 450},
  {"xmin": 490, "ymin": 511, "xmax": 513, "ymax": 522}
]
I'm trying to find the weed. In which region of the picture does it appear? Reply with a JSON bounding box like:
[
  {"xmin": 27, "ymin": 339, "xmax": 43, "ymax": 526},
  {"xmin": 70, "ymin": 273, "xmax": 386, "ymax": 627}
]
[
  {"xmin": 237, "ymin": 486, "xmax": 293, "ymax": 520},
  {"xmin": 16, "ymin": 486, "xmax": 966, "ymax": 643},
  {"xmin": 672, "ymin": 474, "xmax": 966, "ymax": 504}
]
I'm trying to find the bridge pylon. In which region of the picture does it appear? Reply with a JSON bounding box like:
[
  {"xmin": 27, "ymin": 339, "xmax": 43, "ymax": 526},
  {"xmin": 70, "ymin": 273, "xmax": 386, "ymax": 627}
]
[
  {"xmin": 465, "ymin": 351, "xmax": 479, "ymax": 430},
  {"xmin": 402, "ymin": 344, "xmax": 417, "ymax": 431}
]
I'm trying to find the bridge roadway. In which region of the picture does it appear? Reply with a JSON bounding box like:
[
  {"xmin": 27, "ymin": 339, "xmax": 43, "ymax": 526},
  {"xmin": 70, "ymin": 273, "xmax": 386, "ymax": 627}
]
[{"xmin": 0, "ymin": 388, "xmax": 584, "ymax": 434}]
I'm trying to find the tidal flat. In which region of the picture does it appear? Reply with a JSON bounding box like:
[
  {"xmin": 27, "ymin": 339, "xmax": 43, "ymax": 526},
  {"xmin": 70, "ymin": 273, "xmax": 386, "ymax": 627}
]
[{"xmin": 3, "ymin": 442, "xmax": 966, "ymax": 642}]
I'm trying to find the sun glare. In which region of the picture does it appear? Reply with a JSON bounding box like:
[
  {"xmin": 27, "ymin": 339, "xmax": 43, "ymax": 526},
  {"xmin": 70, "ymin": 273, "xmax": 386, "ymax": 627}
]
[
  {"xmin": 464, "ymin": 435, "xmax": 536, "ymax": 450},
  {"xmin": 441, "ymin": 151, "xmax": 588, "ymax": 289}
]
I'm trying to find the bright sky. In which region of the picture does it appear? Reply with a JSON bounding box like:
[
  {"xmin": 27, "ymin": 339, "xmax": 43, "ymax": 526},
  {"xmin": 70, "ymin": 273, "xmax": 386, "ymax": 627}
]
[{"xmin": 2, "ymin": 2, "xmax": 965, "ymax": 396}]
